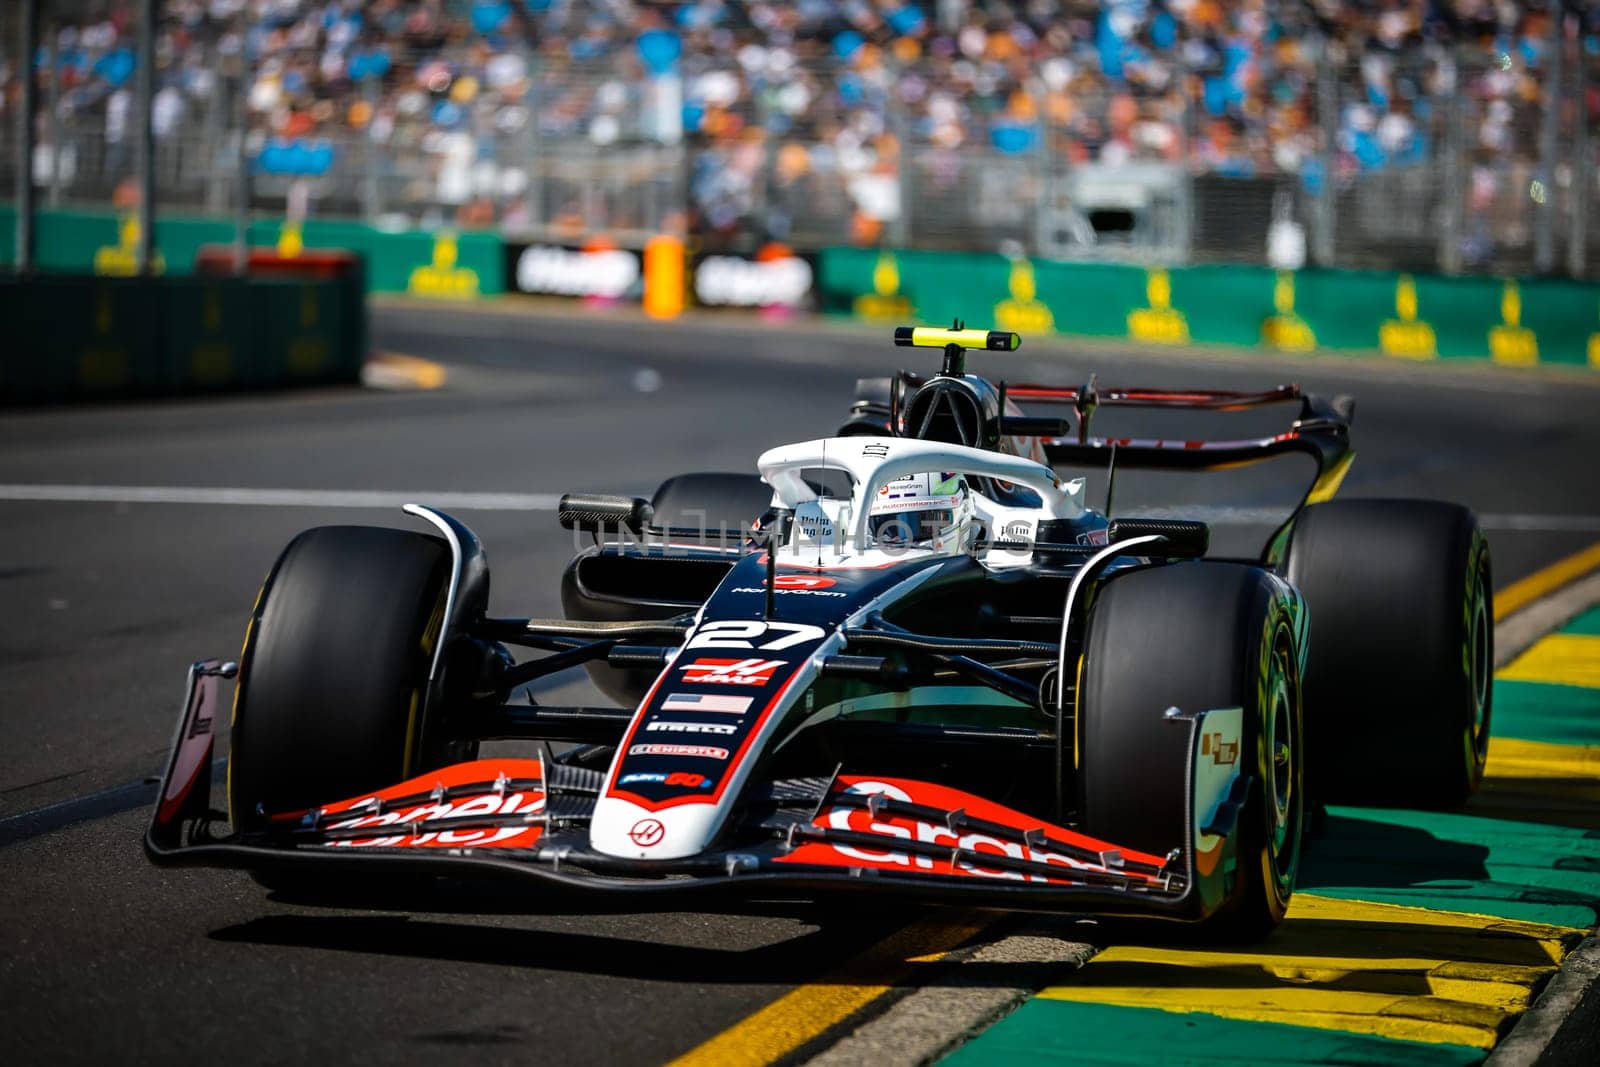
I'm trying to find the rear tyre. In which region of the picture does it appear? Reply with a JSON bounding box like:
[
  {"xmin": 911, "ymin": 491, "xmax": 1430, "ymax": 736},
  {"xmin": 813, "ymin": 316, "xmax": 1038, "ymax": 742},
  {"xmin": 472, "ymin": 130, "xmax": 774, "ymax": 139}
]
[
  {"xmin": 1078, "ymin": 562, "xmax": 1305, "ymax": 941},
  {"xmin": 1281, "ymin": 499, "xmax": 1491, "ymax": 808},
  {"xmin": 228, "ymin": 526, "xmax": 465, "ymax": 830}
]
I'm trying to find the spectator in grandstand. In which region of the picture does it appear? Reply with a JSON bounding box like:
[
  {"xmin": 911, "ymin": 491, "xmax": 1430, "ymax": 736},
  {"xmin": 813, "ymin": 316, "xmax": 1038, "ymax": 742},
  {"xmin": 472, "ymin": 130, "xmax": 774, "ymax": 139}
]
[{"xmin": 9, "ymin": 0, "xmax": 1594, "ymax": 256}]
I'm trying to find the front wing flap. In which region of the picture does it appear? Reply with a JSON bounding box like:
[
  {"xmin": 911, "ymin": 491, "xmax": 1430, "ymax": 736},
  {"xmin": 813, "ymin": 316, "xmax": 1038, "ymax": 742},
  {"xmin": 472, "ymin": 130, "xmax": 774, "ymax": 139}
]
[{"xmin": 147, "ymin": 661, "xmax": 1247, "ymax": 921}]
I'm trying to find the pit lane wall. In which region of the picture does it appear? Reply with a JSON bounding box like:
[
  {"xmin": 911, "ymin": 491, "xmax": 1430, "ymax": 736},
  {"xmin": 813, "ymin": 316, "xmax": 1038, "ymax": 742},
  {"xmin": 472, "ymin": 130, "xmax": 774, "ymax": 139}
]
[
  {"xmin": 819, "ymin": 248, "xmax": 1600, "ymax": 369},
  {"xmin": 0, "ymin": 273, "xmax": 365, "ymax": 404}
]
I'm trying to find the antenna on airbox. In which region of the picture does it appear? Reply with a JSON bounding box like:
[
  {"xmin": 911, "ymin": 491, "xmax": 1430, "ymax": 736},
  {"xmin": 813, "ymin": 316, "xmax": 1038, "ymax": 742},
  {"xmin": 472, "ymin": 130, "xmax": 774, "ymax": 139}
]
[
  {"xmin": 817, "ymin": 436, "xmax": 828, "ymax": 568},
  {"xmin": 941, "ymin": 318, "xmax": 966, "ymax": 378}
]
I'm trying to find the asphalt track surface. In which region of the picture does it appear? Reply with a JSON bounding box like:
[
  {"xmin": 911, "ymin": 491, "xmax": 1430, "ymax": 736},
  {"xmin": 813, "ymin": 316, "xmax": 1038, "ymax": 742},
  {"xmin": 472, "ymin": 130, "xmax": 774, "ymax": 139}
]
[{"xmin": 3, "ymin": 303, "xmax": 1599, "ymax": 1064}]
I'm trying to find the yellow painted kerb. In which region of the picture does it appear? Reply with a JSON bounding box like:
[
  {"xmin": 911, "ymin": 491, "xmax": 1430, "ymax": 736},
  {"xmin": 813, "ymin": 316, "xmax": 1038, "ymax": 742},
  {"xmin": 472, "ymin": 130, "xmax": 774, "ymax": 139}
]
[
  {"xmin": 666, "ymin": 914, "xmax": 991, "ymax": 1067},
  {"xmin": 1494, "ymin": 540, "xmax": 1600, "ymax": 621},
  {"xmin": 1496, "ymin": 633, "xmax": 1600, "ymax": 689},
  {"xmin": 1036, "ymin": 894, "xmax": 1580, "ymax": 1050},
  {"xmin": 1486, "ymin": 736, "xmax": 1600, "ymax": 780}
]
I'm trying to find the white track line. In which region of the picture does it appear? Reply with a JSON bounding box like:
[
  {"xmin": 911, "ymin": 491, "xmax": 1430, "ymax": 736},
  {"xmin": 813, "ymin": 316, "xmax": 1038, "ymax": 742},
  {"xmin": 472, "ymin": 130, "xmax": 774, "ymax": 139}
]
[
  {"xmin": 1136, "ymin": 504, "xmax": 1600, "ymax": 532},
  {"xmin": 0, "ymin": 485, "xmax": 1595, "ymax": 532}
]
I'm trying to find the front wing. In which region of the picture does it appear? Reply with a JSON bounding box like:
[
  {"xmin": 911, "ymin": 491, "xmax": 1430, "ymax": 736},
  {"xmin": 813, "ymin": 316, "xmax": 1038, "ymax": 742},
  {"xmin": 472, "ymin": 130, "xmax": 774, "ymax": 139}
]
[{"xmin": 146, "ymin": 661, "xmax": 1250, "ymax": 921}]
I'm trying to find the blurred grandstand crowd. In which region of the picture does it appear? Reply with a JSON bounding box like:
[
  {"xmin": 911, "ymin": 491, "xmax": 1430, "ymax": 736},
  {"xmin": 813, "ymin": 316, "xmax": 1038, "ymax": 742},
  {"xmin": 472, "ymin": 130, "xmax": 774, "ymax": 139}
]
[{"xmin": 5, "ymin": 1, "xmax": 1597, "ymax": 261}]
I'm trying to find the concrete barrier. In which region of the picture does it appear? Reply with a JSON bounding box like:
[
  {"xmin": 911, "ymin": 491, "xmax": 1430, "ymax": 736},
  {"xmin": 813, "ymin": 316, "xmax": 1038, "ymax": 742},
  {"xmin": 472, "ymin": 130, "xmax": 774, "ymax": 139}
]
[{"xmin": 0, "ymin": 274, "xmax": 364, "ymax": 404}]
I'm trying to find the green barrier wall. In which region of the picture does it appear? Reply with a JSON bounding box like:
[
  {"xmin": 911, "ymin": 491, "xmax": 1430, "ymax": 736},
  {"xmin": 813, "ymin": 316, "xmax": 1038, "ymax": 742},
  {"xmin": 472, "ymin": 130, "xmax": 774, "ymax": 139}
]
[
  {"xmin": 819, "ymin": 248, "xmax": 1600, "ymax": 368},
  {"xmin": 0, "ymin": 274, "xmax": 364, "ymax": 404},
  {"xmin": 0, "ymin": 208, "xmax": 503, "ymax": 297}
]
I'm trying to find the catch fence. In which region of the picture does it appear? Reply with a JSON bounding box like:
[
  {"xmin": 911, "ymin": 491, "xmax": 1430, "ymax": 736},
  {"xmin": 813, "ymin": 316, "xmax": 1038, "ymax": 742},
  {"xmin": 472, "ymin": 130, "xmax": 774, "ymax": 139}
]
[{"xmin": 3, "ymin": 8, "xmax": 1594, "ymax": 277}]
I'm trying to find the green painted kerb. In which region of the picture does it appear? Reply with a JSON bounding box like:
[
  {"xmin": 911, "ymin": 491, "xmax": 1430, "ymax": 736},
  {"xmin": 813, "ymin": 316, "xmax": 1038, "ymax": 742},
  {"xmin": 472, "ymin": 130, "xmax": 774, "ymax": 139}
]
[{"xmin": 942, "ymin": 1000, "xmax": 1484, "ymax": 1066}]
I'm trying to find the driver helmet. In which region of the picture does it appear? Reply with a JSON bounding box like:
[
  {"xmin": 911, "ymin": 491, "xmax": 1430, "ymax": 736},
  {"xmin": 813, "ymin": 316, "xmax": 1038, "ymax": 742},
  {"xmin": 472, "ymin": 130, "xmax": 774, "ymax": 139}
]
[{"xmin": 868, "ymin": 472, "xmax": 973, "ymax": 550}]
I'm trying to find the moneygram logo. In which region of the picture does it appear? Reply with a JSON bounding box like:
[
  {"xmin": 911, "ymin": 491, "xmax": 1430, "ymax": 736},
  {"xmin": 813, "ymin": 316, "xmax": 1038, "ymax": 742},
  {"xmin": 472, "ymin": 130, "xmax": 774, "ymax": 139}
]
[
  {"xmin": 773, "ymin": 575, "xmax": 836, "ymax": 590},
  {"xmin": 679, "ymin": 658, "xmax": 783, "ymax": 686}
]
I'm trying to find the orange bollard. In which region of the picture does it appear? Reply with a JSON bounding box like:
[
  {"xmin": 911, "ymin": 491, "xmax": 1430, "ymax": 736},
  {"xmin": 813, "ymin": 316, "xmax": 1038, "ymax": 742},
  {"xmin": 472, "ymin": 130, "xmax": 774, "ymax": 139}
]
[{"xmin": 643, "ymin": 234, "xmax": 685, "ymax": 319}]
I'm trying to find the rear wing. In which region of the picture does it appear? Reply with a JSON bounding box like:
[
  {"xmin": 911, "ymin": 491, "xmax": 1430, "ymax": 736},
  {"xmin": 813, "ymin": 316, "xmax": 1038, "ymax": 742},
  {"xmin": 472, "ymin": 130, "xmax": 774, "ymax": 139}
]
[{"xmin": 848, "ymin": 371, "xmax": 1354, "ymax": 564}]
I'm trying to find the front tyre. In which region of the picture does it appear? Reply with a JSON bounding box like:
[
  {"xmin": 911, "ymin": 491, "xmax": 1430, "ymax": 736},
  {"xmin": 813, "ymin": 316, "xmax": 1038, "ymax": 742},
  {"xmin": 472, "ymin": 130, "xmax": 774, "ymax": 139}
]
[
  {"xmin": 228, "ymin": 526, "xmax": 468, "ymax": 829},
  {"xmin": 1077, "ymin": 562, "xmax": 1306, "ymax": 940}
]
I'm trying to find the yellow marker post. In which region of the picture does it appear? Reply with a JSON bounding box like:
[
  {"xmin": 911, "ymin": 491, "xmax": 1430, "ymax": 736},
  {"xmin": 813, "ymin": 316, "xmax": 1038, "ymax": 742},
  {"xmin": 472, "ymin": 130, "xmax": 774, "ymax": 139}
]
[
  {"xmin": 189, "ymin": 285, "xmax": 233, "ymax": 384},
  {"xmin": 994, "ymin": 258, "xmax": 1054, "ymax": 334},
  {"xmin": 94, "ymin": 216, "xmax": 163, "ymax": 276},
  {"xmin": 1489, "ymin": 279, "xmax": 1538, "ymax": 365},
  {"xmin": 1379, "ymin": 274, "xmax": 1437, "ymax": 359},
  {"xmin": 855, "ymin": 250, "xmax": 913, "ymax": 321},
  {"xmin": 642, "ymin": 234, "xmax": 685, "ymax": 319},
  {"xmin": 276, "ymin": 221, "xmax": 303, "ymax": 259},
  {"xmin": 1261, "ymin": 270, "xmax": 1316, "ymax": 352},
  {"xmin": 407, "ymin": 232, "xmax": 480, "ymax": 299},
  {"xmin": 1126, "ymin": 268, "xmax": 1189, "ymax": 344},
  {"xmin": 77, "ymin": 285, "xmax": 129, "ymax": 387},
  {"xmin": 1587, "ymin": 298, "xmax": 1599, "ymax": 368}
]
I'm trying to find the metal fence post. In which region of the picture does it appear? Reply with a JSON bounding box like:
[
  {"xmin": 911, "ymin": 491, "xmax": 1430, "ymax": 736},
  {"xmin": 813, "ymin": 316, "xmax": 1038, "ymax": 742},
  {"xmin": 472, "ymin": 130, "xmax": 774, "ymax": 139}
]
[
  {"xmin": 45, "ymin": 21, "xmax": 62, "ymax": 209},
  {"xmin": 1313, "ymin": 39, "xmax": 1337, "ymax": 267},
  {"xmin": 233, "ymin": 31, "xmax": 249, "ymax": 276},
  {"xmin": 889, "ymin": 58, "xmax": 911, "ymax": 248},
  {"xmin": 360, "ymin": 74, "xmax": 380, "ymax": 222},
  {"xmin": 522, "ymin": 49, "xmax": 542, "ymax": 234},
  {"xmin": 1438, "ymin": 48, "xmax": 1465, "ymax": 274},
  {"xmin": 1031, "ymin": 74, "xmax": 1047, "ymax": 258},
  {"xmin": 204, "ymin": 29, "xmax": 225, "ymax": 214},
  {"xmin": 1534, "ymin": 4, "xmax": 1561, "ymax": 274},
  {"xmin": 16, "ymin": 0, "xmax": 39, "ymax": 273},
  {"xmin": 135, "ymin": 0, "xmax": 157, "ymax": 275},
  {"xmin": 1567, "ymin": 22, "xmax": 1589, "ymax": 279}
]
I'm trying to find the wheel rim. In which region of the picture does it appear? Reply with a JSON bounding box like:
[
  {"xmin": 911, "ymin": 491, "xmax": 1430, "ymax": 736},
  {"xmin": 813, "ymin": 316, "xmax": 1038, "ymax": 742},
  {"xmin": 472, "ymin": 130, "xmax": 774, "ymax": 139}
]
[{"xmin": 1265, "ymin": 637, "xmax": 1297, "ymax": 882}]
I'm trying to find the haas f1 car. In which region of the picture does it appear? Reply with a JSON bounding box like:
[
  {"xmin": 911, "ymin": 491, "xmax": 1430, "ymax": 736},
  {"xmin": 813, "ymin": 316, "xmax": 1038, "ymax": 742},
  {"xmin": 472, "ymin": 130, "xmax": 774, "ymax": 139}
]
[{"xmin": 147, "ymin": 326, "xmax": 1493, "ymax": 939}]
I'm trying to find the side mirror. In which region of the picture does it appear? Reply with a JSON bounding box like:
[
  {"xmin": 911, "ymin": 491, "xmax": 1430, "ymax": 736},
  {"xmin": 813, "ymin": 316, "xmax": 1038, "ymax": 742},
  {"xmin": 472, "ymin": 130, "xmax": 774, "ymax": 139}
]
[{"xmin": 558, "ymin": 494, "xmax": 653, "ymax": 534}]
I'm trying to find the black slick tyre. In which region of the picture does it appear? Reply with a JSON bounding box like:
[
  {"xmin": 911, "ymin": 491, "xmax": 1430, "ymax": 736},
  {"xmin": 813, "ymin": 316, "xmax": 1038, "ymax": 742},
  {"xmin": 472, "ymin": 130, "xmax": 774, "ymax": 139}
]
[
  {"xmin": 228, "ymin": 525, "xmax": 458, "ymax": 829},
  {"xmin": 1280, "ymin": 499, "xmax": 1492, "ymax": 808},
  {"xmin": 1077, "ymin": 562, "xmax": 1306, "ymax": 941}
]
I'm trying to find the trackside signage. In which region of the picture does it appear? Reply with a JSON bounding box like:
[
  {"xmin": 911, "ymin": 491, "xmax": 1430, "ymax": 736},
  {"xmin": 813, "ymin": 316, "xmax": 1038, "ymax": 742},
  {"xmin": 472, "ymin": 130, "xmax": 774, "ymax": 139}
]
[
  {"xmin": 504, "ymin": 241, "xmax": 641, "ymax": 300},
  {"xmin": 692, "ymin": 249, "xmax": 815, "ymax": 309}
]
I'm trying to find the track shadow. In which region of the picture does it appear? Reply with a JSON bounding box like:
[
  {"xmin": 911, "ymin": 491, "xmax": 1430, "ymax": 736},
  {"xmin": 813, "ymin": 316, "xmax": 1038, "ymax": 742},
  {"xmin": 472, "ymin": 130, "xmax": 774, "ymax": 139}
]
[
  {"xmin": 1298, "ymin": 813, "xmax": 1492, "ymax": 892},
  {"xmin": 207, "ymin": 908, "xmax": 1089, "ymax": 990},
  {"xmin": 1471, "ymin": 775, "xmax": 1600, "ymax": 831}
]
